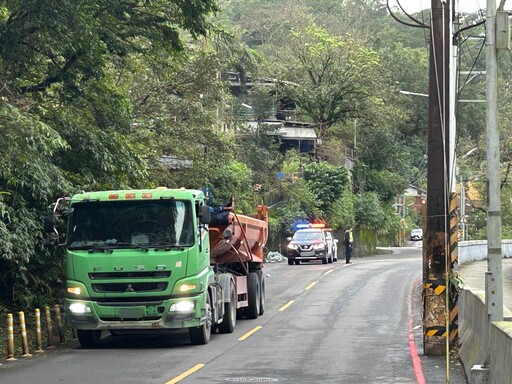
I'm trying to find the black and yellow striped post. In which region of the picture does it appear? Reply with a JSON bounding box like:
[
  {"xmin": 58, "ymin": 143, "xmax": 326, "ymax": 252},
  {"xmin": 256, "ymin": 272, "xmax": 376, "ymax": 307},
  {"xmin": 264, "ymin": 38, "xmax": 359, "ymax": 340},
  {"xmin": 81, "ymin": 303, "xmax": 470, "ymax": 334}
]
[
  {"xmin": 423, "ymin": 193, "xmax": 459, "ymax": 355},
  {"xmin": 423, "ymin": 274, "xmax": 447, "ymax": 353}
]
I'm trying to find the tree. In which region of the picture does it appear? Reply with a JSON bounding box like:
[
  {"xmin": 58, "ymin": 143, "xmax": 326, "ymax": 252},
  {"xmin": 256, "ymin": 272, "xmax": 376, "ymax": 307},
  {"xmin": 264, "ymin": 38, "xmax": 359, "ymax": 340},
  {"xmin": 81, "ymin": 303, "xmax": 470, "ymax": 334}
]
[
  {"xmin": 0, "ymin": 103, "xmax": 70, "ymax": 307},
  {"xmin": 272, "ymin": 25, "xmax": 383, "ymax": 131}
]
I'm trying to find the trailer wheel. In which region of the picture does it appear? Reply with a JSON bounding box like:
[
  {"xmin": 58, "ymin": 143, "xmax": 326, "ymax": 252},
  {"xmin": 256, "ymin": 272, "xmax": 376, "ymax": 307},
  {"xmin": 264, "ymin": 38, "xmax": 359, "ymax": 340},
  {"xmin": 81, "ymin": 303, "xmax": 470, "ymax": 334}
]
[
  {"xmin": 246, "ymin": 272, "xmax": 261, "ymax": 319},
  {"xmin": 218, "ymin": 281, "xmax": 237, "ymax": 334},
  {"xmin": 189, "ymin": 292, "xmax": 212, "ymax": 345},
  {"xmin": 77, "ymin": 330, "xmax": 101, "ymax": 348},
  {"xmin": 257, "ymin": 270, "xmax": 265, "ymax": 316}
]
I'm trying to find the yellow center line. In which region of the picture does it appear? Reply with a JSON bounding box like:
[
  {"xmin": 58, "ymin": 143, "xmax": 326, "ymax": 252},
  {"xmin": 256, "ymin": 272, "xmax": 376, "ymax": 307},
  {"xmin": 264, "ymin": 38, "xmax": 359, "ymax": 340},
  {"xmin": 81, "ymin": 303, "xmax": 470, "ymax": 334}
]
[
  {"xmin": 239, "ymin": 325, "xmax": 262, "ymax": 341},
  {"xmin": 324, "ymin": 269, "xmax": 334, "ymax": 275},
  {"xmin": 165, "ymin": 364, "xmax": 205, "ymax": 384},
  {"xmin": 305, "ymin": 281, "xmax": 317, "ymax": 290},
  {"xmin": 279, "ymin": 300, "xmax": 295, "ymax": 312}
]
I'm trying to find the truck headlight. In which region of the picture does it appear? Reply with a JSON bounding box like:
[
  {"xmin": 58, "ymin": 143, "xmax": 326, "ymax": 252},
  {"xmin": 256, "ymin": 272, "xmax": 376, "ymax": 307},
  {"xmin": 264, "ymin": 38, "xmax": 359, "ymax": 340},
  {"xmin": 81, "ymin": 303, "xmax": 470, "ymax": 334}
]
[
  {"xmin": 67, "ymin": 287, "xmax": 81, "ymax": 295},
  {"xmin": 170, "ymin": 301, "xmax": 195, "ymax": 313},
  {"xmin": 69, "ymin": 302, "xmax": 92, "ymax": 314},
  {"xmin": 179, "ymin": 284, "xmax": 197, "ymax": 293},
  {"xmin": 287, "ymin": 243, "xmax": 297, "ymax": 250},
  {"xmin": 314, "ymin": 243, "xmax": 325, "ymax": 250}
]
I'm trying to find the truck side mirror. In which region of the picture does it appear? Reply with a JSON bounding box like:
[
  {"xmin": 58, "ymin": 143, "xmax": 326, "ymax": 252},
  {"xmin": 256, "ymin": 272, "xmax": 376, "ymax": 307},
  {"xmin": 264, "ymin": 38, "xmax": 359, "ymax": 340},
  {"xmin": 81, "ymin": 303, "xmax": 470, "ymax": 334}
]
[
  {"xmin": 43, "ymin": 215, "xmax": 55, "ymax": 233},
  {"xmin": 199, "ymin": 205, "xmax": 211, "ymax": 225}
]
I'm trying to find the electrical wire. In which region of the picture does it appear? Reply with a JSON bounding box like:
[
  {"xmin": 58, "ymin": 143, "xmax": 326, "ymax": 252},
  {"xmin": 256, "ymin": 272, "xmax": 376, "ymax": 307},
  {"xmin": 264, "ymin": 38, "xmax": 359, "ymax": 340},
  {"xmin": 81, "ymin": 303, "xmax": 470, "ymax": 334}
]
[
  {"xmin": 396, "ymin": 0, "xmax": 430, "ymax": 28},
  {"xmin": 407, "ymin": 157, "xmax": 428, "ymax": 185},
  {"xmin": 386, "ymin": 0, "xmax": 430, "ymax": 29},
  {"xmin": 458, "ymin": 33, "xmax": 485, "ymax": 96}
]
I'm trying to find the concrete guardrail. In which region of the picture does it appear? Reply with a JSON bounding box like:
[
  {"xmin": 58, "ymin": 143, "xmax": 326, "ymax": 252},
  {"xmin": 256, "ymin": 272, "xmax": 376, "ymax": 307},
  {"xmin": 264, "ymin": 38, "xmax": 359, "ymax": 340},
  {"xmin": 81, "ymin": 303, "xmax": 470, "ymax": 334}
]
[{"xmin": 457, "ymin": 240, "xmax": 512, "ymax": 384}]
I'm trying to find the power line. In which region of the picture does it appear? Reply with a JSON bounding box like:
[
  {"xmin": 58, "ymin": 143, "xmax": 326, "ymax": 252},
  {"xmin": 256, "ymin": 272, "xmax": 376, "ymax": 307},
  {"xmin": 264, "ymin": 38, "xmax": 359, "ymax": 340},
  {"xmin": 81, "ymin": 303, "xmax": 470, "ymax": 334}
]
[{"xmin": 386, "ymin": 0, "xmax": 430, "ymax": 29}]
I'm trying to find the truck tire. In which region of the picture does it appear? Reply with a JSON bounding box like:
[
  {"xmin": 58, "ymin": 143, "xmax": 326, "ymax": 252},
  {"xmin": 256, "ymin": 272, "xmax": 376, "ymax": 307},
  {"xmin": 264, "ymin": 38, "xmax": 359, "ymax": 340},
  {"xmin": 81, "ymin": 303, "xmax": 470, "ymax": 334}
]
[
  {"xmin": 257, "ymin": 270, "xmax": 265, "ymax": 316},
  {"xmin": 246, "ymin": 272, "xmax": 261, "ymax": 319},
  {"xmin": 322, "ymin": 254, "xmax": 328, "ymax": 264},
  {"xmin": 287, "ymin": 258, "xmax": 294, "ymax": 265},
  {"xmin": 77, "ymin": 330, "xmax": 101, "ymax": 348},
  {"xmin": 189, "ymin": 292, "xmax": 212, "ymax": 345},
  {"xmin": 218, "ymin": 281, "xmax": 237, "ymax": 334},
  {"xmin": 328, "ymin": 253, "xmax": 333, "ymax": 264}
]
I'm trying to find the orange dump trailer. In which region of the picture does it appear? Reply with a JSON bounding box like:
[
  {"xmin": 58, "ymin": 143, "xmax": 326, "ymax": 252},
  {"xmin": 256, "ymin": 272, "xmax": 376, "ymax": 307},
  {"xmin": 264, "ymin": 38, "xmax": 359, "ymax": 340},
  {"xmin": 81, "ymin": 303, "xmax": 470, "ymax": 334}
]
[
  {"xmin": 207, "ymin": 203, "xmax": 268, "ymax": 324},
  {"xmin": 209, "ymin": 204, "xmax": 268, "ymax": 264}
]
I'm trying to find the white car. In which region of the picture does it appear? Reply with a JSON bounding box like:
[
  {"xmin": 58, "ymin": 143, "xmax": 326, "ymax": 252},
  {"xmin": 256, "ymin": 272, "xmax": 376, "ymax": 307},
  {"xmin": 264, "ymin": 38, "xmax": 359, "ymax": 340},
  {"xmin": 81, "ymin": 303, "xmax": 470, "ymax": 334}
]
[
  {"xmin": 410, "ymin": 228, "xmax": 423, "ymax": 241},
  {"xmin": 322, "ymin": 229, "xmax": 338, "ymax": 262}
]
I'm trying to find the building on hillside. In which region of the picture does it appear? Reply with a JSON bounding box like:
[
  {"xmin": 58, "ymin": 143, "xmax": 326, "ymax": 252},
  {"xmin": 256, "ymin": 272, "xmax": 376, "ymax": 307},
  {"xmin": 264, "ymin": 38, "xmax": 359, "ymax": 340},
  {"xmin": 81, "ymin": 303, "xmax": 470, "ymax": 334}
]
[{"xmin": 226, "ymin": 70, "xmax": 318, "ymax": 156}]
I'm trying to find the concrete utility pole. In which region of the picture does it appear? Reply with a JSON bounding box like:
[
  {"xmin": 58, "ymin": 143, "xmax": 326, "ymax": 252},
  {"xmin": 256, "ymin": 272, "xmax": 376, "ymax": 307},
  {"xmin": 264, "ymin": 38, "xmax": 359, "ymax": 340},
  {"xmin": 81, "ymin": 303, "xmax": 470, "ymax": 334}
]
[
  {"xmin": 485, "ymin": 0, "xmax": 504, "ymax": 329},
  {"xmin": 424, "ymin": 0, "xmax": 453, "ymax": 356}
]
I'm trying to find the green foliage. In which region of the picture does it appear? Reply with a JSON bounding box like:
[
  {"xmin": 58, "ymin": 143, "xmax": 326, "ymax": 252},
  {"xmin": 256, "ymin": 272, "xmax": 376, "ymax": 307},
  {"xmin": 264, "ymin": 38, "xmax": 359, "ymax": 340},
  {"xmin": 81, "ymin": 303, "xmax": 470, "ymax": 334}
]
[
  {"xmin": 302, "ymin": 161, "xmax": 350, "ymax": 213},
  {"xmin": 274, "ymin": 25, "xmax": 383, "ymax": 128},
  {"xmin": 0, "ymin": 106, "xmax": 69, "ymax": 307},
  {"xmin": 355, "ymin": 192, "xmax": 397, "ymax": 232},
  {"xmin": 269, "ymin": 152, "xmax": 321, "ymax": 234},
  {"xmin": 209, "ymin": 160, "xmax": 254, "ymax": 214},
  {"xmin": 325, "ymin": 187, "xmax": 355, "ymax": 230}
]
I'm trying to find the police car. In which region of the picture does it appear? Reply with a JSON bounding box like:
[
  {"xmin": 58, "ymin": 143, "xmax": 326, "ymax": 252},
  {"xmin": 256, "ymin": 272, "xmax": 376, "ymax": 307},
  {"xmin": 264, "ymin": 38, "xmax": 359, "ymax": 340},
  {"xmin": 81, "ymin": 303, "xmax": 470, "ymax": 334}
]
[{"xmin": 286, "ymin": 223, "xmax": 333, "ymax": 265}]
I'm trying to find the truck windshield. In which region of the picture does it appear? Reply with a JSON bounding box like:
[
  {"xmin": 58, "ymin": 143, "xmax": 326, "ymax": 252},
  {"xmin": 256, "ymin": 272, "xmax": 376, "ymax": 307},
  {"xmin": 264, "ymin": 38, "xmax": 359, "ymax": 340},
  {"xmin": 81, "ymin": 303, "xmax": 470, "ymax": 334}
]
[{"xmin": 68, "ymin": 199, "xmax": 194, "ymax": 249}]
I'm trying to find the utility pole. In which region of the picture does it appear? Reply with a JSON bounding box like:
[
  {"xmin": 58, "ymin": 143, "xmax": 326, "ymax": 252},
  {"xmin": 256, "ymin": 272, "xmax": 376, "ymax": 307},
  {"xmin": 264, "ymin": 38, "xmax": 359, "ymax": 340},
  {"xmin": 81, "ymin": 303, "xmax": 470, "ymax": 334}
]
[
  {"xmin": 485, "ymin": 0, "xmax": 504, "ymax": 341},
  {"xmin": 423, "ymin": 0, "xmax": 452, "ymax": 356}
]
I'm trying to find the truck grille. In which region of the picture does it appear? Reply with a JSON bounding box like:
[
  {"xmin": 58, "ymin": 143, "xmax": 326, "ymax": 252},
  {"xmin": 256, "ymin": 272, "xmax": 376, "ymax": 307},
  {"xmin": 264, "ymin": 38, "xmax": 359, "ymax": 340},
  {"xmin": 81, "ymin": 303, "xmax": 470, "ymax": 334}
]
[
  {"xmin": 99, "ymin": 316, "xmax": 162, "ymax": 321},
  {"xmin": 92, "ymin": 282, "xmax": 168, "ymax": 293},
  {"xmin": 89, "ymin": 271, "xmax": 171, "ymax": 279},
  {"xmin": 96, "ymin": 298, "xmax": 165, "ymax": 305},
  {"xmin": 299, "ymin": 245, "xmax": 314, "ymax": 251}
]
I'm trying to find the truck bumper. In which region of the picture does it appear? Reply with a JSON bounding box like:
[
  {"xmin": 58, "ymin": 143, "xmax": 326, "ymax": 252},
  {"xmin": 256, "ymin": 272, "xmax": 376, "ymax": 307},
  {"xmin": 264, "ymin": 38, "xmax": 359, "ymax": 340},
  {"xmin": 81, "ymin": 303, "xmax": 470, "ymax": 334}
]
[{"xmin": 65, "ymin": 295, "xmax": 207, "ymax": 331}]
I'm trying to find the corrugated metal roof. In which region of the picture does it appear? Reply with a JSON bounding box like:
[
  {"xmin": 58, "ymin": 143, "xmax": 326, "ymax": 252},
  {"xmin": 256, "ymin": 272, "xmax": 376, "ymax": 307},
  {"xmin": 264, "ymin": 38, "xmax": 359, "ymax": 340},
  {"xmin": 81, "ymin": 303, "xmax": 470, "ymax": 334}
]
[{"xmin": 270, "ymin": 127, "xmax": 317, "ymax": 140}]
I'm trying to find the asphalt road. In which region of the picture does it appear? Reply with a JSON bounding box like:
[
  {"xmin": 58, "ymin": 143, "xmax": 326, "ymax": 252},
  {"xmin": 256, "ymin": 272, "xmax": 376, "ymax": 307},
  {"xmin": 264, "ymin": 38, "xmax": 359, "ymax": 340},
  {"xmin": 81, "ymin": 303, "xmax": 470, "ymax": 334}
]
[{"xmin": 1, "ymin": 248, "xmax": 434, "ymax": 384}]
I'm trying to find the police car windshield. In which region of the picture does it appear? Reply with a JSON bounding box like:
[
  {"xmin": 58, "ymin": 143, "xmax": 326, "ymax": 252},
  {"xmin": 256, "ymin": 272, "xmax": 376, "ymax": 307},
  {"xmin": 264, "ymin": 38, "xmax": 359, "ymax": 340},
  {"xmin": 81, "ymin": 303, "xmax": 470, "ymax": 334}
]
[{"xmin": 293, "ymin": 231, "xmax": 323, "ymax": 241}]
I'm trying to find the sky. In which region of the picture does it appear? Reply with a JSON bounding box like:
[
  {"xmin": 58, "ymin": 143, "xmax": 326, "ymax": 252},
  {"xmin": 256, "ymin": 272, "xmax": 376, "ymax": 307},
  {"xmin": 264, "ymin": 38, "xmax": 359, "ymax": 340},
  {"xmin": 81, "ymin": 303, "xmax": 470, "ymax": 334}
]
[{"xmin": 390, "ymin": 0, "xmax": 511, "ymax": 13}]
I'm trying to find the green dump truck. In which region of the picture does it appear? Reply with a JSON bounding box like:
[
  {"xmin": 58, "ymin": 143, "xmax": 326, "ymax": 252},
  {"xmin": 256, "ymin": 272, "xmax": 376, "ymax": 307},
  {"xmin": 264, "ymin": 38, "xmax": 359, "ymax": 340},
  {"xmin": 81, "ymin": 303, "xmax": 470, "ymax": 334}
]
[{"xmin": 45, "ymin": 188, "xmax": 268, "ymax": 347}]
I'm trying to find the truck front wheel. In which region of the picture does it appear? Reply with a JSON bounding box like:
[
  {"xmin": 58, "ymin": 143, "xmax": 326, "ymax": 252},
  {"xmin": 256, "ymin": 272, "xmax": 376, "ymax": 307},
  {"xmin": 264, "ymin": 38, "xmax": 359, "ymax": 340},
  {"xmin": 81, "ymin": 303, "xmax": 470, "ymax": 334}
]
[
  {"xmin": 77, "ymin": 330, "xmax": 101, "ymax": 348},
  {"xmin": 189, "ymin": 293, "xmax": 212, "ymax": 345},
  {"xmin": 218, "ymin": 281, "xmax": 237, "ymax": 334},
  {"xmin": 246, "ymin": 272, "xmax": 261, "ymax": 319}
]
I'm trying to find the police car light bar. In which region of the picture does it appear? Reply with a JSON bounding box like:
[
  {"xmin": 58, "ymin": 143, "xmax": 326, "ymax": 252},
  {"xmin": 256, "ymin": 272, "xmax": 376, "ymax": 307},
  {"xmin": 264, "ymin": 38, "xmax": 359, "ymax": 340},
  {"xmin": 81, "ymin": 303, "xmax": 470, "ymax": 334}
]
[{"xmin": 295, "ymin": 223, "xmax": 326, "ymax": 229}]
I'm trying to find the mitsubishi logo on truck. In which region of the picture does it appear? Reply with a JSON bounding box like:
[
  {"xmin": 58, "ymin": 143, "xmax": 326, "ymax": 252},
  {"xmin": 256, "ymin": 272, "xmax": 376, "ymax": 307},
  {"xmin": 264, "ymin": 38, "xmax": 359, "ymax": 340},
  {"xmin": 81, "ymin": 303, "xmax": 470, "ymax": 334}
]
[{"xmin": 125, "ymin": 284, "xmax": 135, "ymax": 292}]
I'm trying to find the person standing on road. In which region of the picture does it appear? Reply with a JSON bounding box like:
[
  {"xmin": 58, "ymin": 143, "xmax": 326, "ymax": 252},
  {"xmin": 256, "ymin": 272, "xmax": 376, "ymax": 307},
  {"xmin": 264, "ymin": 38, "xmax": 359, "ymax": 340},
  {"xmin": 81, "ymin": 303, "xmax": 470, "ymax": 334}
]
[{"xmin": 344, "ymin": 226, "xmax": 354, "ymax": 264}]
